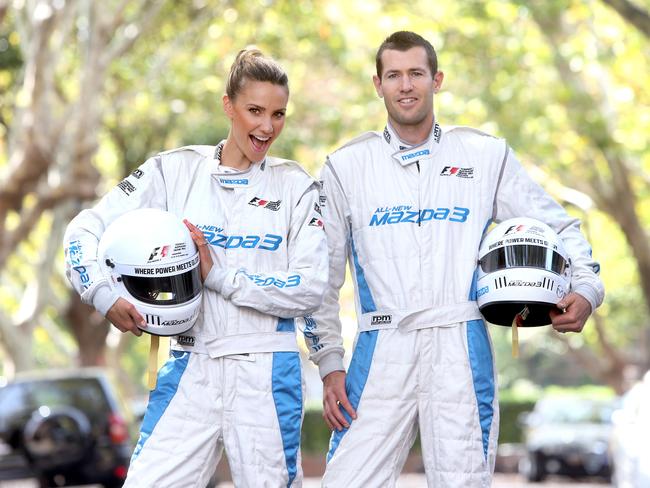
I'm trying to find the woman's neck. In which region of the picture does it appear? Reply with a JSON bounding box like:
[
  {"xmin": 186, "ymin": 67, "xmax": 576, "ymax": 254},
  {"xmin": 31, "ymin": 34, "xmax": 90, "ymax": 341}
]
[{"xmin": 220, "ymin": 140, "xmax": 252, "ymax": 171}]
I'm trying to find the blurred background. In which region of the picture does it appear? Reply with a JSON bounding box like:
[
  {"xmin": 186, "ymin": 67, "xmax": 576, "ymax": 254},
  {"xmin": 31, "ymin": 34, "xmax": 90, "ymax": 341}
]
[{"xmin": 0, "ymin": 0, "xmax": 648, "ymax": 486}]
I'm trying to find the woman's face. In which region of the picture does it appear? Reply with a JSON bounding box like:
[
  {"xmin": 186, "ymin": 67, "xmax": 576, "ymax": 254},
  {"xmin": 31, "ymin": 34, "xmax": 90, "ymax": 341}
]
[{"xmin": 223, "ymin": 80, "xmax": 289, "ymax": 164}]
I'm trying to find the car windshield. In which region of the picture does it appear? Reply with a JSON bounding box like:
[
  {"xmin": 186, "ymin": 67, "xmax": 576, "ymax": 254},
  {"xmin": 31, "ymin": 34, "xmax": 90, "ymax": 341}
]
[
  {"xmin": 0, "ymin": 377, "xmax": 110, "ymax": 427},
  {"xmin": 536, "ymin": 397, "xmax": 614, "ymax": 424}
]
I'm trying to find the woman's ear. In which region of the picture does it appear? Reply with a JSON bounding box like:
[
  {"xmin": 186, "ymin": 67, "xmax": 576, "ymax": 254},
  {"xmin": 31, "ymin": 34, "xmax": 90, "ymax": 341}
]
[{"xmin": 223, "ymin": 94, "xmax": 233, "ymax": 118}]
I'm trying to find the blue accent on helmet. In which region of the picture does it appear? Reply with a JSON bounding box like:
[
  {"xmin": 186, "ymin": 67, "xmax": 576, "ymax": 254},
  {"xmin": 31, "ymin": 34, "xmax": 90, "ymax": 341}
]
[
  {"xmin": 131, "ymin": 350, "xmax": 190, "ymax": 462},
  {"xmin": 272, "ymin": 351, "xmax": 303, "ymax": 487}
]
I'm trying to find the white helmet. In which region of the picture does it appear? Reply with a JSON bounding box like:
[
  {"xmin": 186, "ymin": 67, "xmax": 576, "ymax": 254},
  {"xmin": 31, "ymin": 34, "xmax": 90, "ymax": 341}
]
[
  {"xmin": 98, "ymin": 208, "xmax": 202, "ymax": 335},
  {"xmin": 477, "ymin": 217, "xmax": 571, "ymax": 326}
]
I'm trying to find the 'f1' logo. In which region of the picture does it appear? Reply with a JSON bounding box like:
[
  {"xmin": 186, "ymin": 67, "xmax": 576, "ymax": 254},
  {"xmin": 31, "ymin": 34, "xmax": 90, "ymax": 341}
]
[
  {"xmin": 504, "ymin": 224, "xmax": 525, "ymax": 235},
  {"xmin": 440, "ymin": 166, "xmax": 459, "ymax": 176},
  {"xmin": 148, "ymin": 245, "xmax": 169, "ymax": 262}
]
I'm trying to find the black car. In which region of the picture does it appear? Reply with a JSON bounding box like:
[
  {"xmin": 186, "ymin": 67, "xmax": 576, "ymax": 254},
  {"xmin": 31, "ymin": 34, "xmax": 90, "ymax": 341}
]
[
  {"xmin": 0, "ymin": 368, "xmax": 133, "ymax": 488},
  {"xmin": 519, "ymin": 394, "xmax": 615, "ymax": 482}
]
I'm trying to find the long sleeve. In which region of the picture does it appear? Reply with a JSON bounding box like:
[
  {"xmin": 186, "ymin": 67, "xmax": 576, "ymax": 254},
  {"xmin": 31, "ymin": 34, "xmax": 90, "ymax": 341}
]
[
  {"xmin": 204, "ymin": 183, "xmax": 328, "ymax": 318},
  {"xmin": 493, "ymin": 145, "xmax": 605, "ymax": 312},
  {"xmin": 63, "ymin": 157, "xmax": 168, "ymax": 316},
  {"xmin": 306, "ymin": 160, "xmax": 351, "ymax": 379}
]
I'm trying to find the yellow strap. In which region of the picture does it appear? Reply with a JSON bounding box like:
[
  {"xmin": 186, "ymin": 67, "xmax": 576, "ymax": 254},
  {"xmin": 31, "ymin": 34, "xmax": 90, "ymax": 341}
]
[
  {"xmin": 147, "ymin": 334, "xmax": 160, "ymax": 390},
  {"xmin": 511, "ymin": 316, "xmax": 519, "ymax": 358}
]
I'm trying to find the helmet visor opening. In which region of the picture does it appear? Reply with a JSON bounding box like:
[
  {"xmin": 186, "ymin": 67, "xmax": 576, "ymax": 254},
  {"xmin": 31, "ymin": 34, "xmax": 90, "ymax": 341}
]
[
  {"xmin": 121, "ymin": 267, "xmax": 202, "ymax": 305},
  {"xmin": 480, "ymin": 244, "xmax": 568, "ymax": 275}
]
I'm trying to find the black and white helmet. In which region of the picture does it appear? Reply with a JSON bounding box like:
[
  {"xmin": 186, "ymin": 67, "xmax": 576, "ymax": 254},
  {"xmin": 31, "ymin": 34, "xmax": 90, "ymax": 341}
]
[
  {"xmin": 477, "ymin": 217, "xmax": 571, "ymax": 326},
  {"xmin": 98, "ymin": 208, "xmax": 202, "ymax": 335}
]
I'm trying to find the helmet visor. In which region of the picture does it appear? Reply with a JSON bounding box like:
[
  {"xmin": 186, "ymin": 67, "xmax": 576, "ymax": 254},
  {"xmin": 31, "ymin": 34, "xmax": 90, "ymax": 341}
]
[
  {"xmin": 121, "ymin": 267, "xmax": 202, "ymax": 305},
  {"xmin": 480, "ymin": 244, "xmax": 568, "ymax": 275}
]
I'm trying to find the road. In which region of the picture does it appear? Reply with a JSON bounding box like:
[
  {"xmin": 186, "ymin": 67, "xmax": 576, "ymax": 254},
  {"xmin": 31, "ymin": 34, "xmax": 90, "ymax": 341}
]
[
  {"xmin": 216, "ymin": 473, "xmax": 611, "ymax": 487},
  {"xmin": 0, "ymin": 473, "xmax": 610, "ymax": 487}
]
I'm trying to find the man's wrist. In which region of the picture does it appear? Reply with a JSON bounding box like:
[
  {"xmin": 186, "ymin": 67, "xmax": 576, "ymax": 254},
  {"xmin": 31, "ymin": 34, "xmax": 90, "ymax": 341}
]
[{"xmin": 318, "ymin": 352, "xmax": 345, "ymax": 380}]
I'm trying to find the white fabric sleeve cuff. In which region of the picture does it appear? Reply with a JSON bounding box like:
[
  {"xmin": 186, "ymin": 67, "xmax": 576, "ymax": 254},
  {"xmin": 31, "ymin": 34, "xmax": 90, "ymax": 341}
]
[
  {"xmin": 318, "ymin": 352, "xmax": 345, "ymax": 380},
  {"xmin": 572, "ymin": 284, "xmax": 602, "ymax": 314},
  {"xmin": 91, "ymin": 285, "xmax": 120, "ymax": 317},
  {"xmin": 204, "ymin": 265, "xmax": 229, "ymax": 295}
]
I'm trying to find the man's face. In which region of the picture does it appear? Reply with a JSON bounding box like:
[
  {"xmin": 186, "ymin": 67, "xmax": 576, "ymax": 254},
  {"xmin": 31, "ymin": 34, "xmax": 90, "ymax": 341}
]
[{"xmin": 373, "ymin": 47, "xmax": 443, "ymax": 133}]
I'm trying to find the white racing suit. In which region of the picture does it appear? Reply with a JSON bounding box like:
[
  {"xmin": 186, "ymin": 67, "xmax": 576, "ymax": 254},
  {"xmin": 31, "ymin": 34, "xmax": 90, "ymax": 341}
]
[
  {"xmin": 308, "ymin": 123, "xmax": 604, "ymax": 487},
  {"xmin": 64, "ymin": 143, "xmax": 328, "ymax": 487}
]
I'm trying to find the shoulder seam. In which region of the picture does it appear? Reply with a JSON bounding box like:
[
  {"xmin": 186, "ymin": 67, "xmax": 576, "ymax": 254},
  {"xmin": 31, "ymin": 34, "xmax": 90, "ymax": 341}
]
[{"xmin": 331, "ymin": 131, "xmax": 381, "ymax": 154}]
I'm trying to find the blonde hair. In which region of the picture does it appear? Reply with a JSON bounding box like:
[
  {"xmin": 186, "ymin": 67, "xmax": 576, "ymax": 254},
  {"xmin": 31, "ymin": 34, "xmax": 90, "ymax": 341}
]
[{"xmin": 226, "ymin": 48, "xmax": 289, "ymax": 100}]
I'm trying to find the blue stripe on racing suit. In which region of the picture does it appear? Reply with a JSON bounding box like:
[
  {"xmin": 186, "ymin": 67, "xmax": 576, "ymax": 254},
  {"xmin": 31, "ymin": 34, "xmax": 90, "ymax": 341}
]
[
  {"xmin": 466, "ymin": 318, "xmax": 495, "ymax": 459},
  {"xmin": 350, "ymin": 234, "xmax": 376, "ymax": 313},
  {"xmin": 272, "ymin": 353, "xmax": 302, "ymax": 486},
  {"xmin": 467, "ymin": 220, "xmax": 495, "ymax": 460},
  {"xmin": 272, "ymin": 317, "xmax": 302, "ymax": 486},
  {"xmin": 328, "ymin": 235, "xmax": 379, "ymax": 462},
  {"xmin": 131, "ymin": 350, "xmax": 190, "ymax": 462}
]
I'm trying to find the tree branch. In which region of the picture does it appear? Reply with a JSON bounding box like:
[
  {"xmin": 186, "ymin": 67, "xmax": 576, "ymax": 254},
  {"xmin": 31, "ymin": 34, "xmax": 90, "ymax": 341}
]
[{"xmin": 601, "ymin": 0, "xmax": 650, "ymax": 38}]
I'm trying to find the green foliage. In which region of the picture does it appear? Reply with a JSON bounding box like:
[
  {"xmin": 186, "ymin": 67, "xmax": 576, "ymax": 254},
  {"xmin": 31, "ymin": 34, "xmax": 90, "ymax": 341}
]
[{"xmin": 301, "ymin": 408, "xmax": 331, "ymax": 454}]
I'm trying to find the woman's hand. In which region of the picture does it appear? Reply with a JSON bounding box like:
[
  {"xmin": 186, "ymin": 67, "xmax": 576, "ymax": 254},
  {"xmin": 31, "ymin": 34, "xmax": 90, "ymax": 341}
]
[
  {"xmin": 106, "ymin": 297, "xmax": 145, "ymax": 336},
  {"xmin": 184, "ymin": 219, "xmax": 214, "ymax": 282}
]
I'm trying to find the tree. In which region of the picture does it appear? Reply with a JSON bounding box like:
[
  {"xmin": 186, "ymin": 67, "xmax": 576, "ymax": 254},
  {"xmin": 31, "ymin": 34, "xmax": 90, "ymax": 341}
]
[
  {"xmin": 0, "ymin": 0, "xmax": 172, "ymax": 373},
  {"xmin": 600, "ymin": 0, "xmax": 650, "ymax": 38}
]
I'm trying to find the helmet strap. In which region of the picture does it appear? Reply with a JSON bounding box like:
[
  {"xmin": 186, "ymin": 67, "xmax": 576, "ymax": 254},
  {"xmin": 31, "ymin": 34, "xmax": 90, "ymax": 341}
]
[
  {"xmin": 147, "ymin": 335, "xmax": 160, "ymax": 390},
  {"xmin": 511, "ymin": 306, "xmax": 530, "ymax": 358}
]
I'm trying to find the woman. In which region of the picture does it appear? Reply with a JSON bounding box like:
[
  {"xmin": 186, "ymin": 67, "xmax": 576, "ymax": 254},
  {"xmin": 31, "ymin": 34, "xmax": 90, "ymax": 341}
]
[{"xmin": 64, "ymin": 49, "xmax": 327, "ymax": 487}]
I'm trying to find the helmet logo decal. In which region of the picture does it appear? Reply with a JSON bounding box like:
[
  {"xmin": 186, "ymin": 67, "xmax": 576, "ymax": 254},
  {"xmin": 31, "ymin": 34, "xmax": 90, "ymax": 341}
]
[
  {"xmin": 147, "ymin": 245, "xmax": 170, "ymax": 263},
  {"xmin": 504, "ymin": 224, "xmax": 525, "ymax": 235}
]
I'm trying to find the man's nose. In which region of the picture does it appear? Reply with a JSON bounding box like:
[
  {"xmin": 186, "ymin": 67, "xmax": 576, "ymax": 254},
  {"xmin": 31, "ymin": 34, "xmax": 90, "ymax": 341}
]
[{"xmin": 400, "ymin": 75, "xmax": 413, "ymax": 91}]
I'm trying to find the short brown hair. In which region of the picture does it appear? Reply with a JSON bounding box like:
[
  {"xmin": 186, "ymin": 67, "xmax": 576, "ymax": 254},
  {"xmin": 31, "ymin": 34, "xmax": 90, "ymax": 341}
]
[
  {"xmin": 376, "ymin": 31, "xmax": 438, "ymax": 78},
  {"xmin": 226, "ymin": 48, "xmax": 289, "ymax": 100}
]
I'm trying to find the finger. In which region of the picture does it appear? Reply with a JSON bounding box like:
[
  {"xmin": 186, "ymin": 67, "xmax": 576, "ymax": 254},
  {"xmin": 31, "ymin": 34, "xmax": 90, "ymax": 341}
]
[
  {"xmin": 331, "ymin": 400, "xmax": 351, "ymax": 430},
  {"xmin": 325, "ymin": 397, "xmax": 347, "ymax": 431},
  {"xmin": 126, "ymin": 311, "xmax": 145, "ymax": 336},
  {"xmin": 338, "ymin": 393, "xmax": 357, "ymax": 420},
  {"xmin": 325, "ymin": 409, "xmax": 342, "ymax": 432}
]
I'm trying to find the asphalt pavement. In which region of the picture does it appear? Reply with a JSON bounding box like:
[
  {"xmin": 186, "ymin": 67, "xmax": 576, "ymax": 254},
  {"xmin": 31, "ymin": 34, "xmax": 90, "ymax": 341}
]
[{"xmin": 215, "ymin": 473, "xmax": 611, "ymax": 487}]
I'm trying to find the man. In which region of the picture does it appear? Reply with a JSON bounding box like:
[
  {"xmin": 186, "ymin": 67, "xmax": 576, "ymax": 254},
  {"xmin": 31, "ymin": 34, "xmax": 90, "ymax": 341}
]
[{"xmin": 308, "ymin": 31, "xmax": 604, "ymax": 487}]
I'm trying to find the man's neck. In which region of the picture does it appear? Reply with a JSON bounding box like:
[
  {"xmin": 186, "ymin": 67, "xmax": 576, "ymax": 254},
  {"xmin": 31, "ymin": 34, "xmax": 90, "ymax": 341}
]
[{"xmin": 390, "ymin": 118, "xmax": 435, "ymax": 146}]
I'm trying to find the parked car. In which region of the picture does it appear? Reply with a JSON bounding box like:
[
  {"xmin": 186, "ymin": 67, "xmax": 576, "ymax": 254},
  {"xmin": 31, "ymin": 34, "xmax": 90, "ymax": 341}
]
[
  {"xmin": 609, "ymin": 370, "xmax": 650, "ymax": 488},
  {"xmin": 0, "ymin": 368, "xmax": 133, "ymax": 487},
  {"xmin": 519, "ymin": 393, "xmax": 616, "ymax": 482}
]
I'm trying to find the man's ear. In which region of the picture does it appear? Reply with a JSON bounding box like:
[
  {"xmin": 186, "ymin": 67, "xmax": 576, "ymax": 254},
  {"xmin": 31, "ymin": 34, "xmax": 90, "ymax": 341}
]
[
  {"xmin": 433, "ymin": 71, "xmax": 444, "ymax": 93},
  {"xmin": 373, "ymin": 75, "xmax": 383, "ymax": 98}
]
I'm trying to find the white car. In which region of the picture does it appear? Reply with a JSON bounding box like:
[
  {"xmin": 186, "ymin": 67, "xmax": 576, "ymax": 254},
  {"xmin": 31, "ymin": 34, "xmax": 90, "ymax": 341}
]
[{"xmin": 609, "ymin": 370, "xmax": 650, "ymax": 488}]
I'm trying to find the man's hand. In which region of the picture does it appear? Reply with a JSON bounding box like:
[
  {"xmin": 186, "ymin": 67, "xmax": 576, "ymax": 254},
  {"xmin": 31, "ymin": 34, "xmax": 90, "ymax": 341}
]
[
  {"xmin": 184, "ymin": 219, "xmax": 213, "ymax": 282},
  {"xmin": 322, "ymin": 370, "xmax": 357, "ymax": 432},
  {"xmin": 549, "ymin": 292, "xmax": 592, "ymax": 334},
  {"xmin": 106, "ymin": 297, "xmax": 146, "ymax": 336}
]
